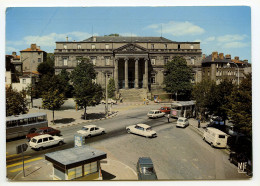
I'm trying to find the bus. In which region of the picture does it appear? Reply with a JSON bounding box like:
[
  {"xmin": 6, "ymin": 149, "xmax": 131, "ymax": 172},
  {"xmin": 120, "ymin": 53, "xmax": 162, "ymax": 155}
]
[
  {"xmin": 170, "ymin": 101, "xmax": 196, "ymax": 118},
  {"xmin": 6, "ymin": 112, "xmax": 48, "ymax": 140}
]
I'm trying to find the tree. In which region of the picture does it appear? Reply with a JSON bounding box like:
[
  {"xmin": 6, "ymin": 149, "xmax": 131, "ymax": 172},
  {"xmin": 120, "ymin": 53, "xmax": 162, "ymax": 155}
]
[
  {"xmin": 42, "ymin": 89, "xmax": 65, "ymax": 124},
  {"xmin": 58, "ymin": 69, "xmax": 73, "ymax": 98},
  {"xmin": 70, "ymin": 58, "xmax": 103, "ymax": 120},
  {"xmin": 192, "ymin": 80, "xmax": 217, "ymax": 120},
  {"xmin": 6, "ymin": 87, "xmax": 28, "ymax": 116},
  {"xmin": 227, "ymin": 73, "xmax": 252, "ymax": 137},
  {"xmin": 25, "ymin": 83, "xmax": 37, "ymax": 107},
  {"xmin": 107, "ymin": 78, "xmax": 116, "ymax": 98},
  {"xmin": 37, "ymin": 53, "xmax": 55, "ymax": 77},
  {"xmin": 163, "ymin": 56, "xmax": 193, "ymax": 100}
]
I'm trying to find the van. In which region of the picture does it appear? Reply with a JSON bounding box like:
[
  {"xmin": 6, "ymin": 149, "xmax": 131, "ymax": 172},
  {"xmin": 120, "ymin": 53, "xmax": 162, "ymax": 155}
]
[{"xmin": 203, "ymin": 127, "xmax": 228, "ymax": 148}]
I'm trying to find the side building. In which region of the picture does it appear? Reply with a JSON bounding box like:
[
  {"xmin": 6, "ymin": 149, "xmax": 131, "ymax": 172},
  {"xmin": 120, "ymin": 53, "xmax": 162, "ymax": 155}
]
[
  {"xmin": 54, "ymin": 36, "xmax": 202, "ymax": 100},
  {"xmin": 202, "ymin": 52, "xmax": 251, "ymax": 85}
]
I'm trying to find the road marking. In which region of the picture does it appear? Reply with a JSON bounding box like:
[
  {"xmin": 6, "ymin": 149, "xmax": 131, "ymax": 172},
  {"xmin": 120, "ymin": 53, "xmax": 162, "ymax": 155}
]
[
  {"xmin": 7, "ymin": 156, "xmax": 31, "ymax": 163},
  {"xmin": 6, "ymin": 154, "xmax": 19, "ymax": 159},
  {"xmin": 7, "ymin": 157, "xmax": 43, "ymax": 168},
  {"xmin": 10, "ymin": 165, "xmax": 31, "ymax": 173}
]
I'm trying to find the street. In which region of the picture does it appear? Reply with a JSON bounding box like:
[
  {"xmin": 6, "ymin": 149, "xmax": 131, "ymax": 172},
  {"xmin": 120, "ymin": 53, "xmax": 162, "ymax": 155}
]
[{"xmin": 6, "ymin": 104, "xmax": 249, "ymax": 180}]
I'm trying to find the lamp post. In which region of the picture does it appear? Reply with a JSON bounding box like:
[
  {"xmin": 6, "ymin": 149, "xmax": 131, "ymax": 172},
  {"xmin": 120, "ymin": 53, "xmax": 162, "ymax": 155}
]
[{"xmin": 227, "ymin": 62, "xmax": 239, "ymax": 85}]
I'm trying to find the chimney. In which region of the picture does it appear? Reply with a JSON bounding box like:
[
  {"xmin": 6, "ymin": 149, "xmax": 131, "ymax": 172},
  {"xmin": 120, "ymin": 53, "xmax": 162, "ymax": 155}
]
[
  {"xmin": 93, "ymin": 36, "xmax": 97, "ymax": 42},
  {"xmin": 225, "ymin": 54, "xmax": 231, "ymax": 60},
  {"xmin": 243, "ymin": 59, "xmax": 248, "ymax": 63},
  {"xmin": 12, "ymin": 52, "xmax": 17, "ymax": 56},
  {"xmin": 37, "ymin": 46, "xmax": 40, "ymax": 50},
  {"xmin": 202, "ymin": 54, "xmax": 206, "ymax": 59},
  {"xmin": 31, "ymin": 44, "xmax": 37, "ymax": 50},
  {"xmin": 212, "ymin": 51, "xmax": 218, "ymax": 61},
  {"xmin": 219, "ymin": 53, "xmax": 224, "ymax": 60},
  {"xmin": 234, "ymin": 56, "xmax": 239, "ymax": 61}
]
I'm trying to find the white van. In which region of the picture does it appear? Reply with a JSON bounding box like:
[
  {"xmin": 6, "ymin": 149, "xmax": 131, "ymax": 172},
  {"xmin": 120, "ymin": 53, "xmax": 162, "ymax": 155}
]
[{"xmin": 203, "ymin": 127, "xmax": 228, "ymax": 148}]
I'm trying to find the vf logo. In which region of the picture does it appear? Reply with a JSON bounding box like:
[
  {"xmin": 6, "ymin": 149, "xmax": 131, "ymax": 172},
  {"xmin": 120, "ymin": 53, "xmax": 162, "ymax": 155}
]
[{"xmin": 238, "ymin": 162, "xmax": 247, "ymax": 173}]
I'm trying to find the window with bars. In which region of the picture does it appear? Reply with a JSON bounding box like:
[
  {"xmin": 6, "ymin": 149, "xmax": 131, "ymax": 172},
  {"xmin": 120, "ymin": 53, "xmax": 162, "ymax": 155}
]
[
  {"xmin": 91, "ymin": 44, "xmax": 96, "ymax": 49},
  {"xmin": 63, "ymin": 57, "xmax": 68, "ymax": 66},
  {"xmin": 151, "ymin": 58, "xmax": 156, "ymax": 65},
  {"xmin": 77, "ymin": 44, "xmax": 81, "ymax": 49}
]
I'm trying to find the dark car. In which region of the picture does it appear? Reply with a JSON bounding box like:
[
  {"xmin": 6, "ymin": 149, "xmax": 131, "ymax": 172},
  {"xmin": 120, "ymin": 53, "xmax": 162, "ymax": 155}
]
[
  {"xmin": 26, "ymin": 127, "xmax": 61, "ymax": 141},
  {"xmin": 159, "ymin": 106, "xmax": 171, "ymax": 114},
  {"xmin": 137, "ymin": 157, "xmax": 158, "ymax": 180},
  {"xmin": 229, "ymin": 151, "xmax": 252, "ymax": 176}
]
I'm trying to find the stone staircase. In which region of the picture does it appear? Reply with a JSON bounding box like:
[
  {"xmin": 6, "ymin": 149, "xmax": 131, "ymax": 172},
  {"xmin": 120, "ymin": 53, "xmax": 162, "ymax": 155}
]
[{"xmin": 119, "ymin": 88, "xmax": 148, "ymax": 102}]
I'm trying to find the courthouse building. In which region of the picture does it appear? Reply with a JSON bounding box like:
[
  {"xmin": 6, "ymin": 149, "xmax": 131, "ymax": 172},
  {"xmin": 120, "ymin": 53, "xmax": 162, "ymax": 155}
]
[{"xmin": 54, "ymin": 36, "xmax": 202, "ymax": 100}]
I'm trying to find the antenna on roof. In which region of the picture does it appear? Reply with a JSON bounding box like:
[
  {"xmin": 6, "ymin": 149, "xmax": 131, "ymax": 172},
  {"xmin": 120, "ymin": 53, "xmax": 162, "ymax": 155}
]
[
  {"xmin": 92, "ymin": 25, "xmax": 93, "ymax": 37},
  {"xmin": 66, "ymin": 36, "xmax": 68, "ymax": 42},
  {"xmin": 161, "ymin": 24, "xmax": 162, "ymax": 37}
]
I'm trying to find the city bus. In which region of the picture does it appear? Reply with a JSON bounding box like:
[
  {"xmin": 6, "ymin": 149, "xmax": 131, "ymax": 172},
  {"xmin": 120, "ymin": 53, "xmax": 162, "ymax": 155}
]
[
  {"xmin": 170, "ymin": 101, "xmax": 196, "ymax": 118},
  {"xmin": 6, "ymin": 112, "xmax": 48, "ymax": 140}
]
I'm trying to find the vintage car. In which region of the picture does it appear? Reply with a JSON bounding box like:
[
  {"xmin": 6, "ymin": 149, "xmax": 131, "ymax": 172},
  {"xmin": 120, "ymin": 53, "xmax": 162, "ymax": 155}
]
[
  {"xmin": 147, "ymin": 110, "xmax": 165, "ymax": 118},
  {"xmin": 137, "ymin": 157, "xmax": 158, "ymax": 180},
  {"xmin": 26, "ymin": 127, "xmax": 61, "ymax": 141},
  {"xmin": 176, "ymin": 117, "xmax": 189, "ymax": 128},
  {"xmin": 126, "ymin": 124, "xmax": 157, "ymax": 138},
  {"xmin": 29, "ymin": 134, "xmax": 64, "ymax": 150},
  {"xmin": 77, "ymin": 124, "xmax": 105, "ymax": 138}
]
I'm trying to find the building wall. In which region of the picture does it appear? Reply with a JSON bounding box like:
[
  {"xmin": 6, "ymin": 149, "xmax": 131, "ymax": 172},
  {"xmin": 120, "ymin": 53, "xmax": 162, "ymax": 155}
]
[{"xmin": 21, "ymin": 51, "xmax": 46, "ymax": 72}]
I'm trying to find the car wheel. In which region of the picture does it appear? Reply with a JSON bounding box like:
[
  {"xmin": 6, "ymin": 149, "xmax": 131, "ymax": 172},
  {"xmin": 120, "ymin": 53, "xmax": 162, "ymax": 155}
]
[
  {"xmin": 58, "ymin": 141, "xmax": 63, "ymax": 146},
  {"xmin": 203, "ymin": 137, "xmax": 205, "ymax": 141},
  {"xmin": 210, "ymin": 143, "xmax": 214, "ymax": 147},
  {"xmin": 126, "ymin": 129, "xmax": 131, "ymax": 134},
  {"xmin": 101, "ymin": 131, "xmax": 105, "ymax": 135},
  {"xmin": 88, "ymin": 134, "xmax": 91, "ymax": 138}
]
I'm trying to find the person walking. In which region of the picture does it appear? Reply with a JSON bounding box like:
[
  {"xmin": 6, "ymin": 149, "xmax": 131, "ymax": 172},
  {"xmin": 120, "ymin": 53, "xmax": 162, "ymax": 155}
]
[
  {"xmin": 167, "ymin": 114, "xmax": 170, "ymax": 123},
  {"xmin": 198, "ymin": 118, "xmax": 201, "ymax": 128},
  {"xmin": 143, "ymin": 98, "xmax": 146, "ymax": 105}
]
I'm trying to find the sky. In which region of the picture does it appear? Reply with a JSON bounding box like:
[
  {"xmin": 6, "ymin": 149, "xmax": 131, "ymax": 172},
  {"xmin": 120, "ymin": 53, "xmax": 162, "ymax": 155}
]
[{"xmin": 5, "ymin": 6, "xmax": 251, "ymax": 62}]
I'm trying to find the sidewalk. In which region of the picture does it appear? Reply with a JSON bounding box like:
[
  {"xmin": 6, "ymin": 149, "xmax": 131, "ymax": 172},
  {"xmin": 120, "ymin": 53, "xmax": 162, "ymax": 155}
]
[
  {"xmin": 12, "ymin": 152, "xmax": 137, "ymax": 181},
  {"xmin": 188, "ymin": 118, "xmax": 208, "ymax": 136}
]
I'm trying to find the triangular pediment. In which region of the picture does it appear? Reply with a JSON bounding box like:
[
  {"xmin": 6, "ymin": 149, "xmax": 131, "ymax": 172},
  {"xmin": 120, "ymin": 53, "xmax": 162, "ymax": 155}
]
[{"xmin": 114, "ymin": 43, "xmax": 148, "ymax": 53}]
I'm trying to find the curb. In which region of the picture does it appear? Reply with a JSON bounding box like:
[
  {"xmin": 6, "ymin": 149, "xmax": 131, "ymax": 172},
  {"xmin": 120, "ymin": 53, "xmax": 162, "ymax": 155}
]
[{"xmin": 50, "ymin": 111, "xmax": 118, "ymax": 129}]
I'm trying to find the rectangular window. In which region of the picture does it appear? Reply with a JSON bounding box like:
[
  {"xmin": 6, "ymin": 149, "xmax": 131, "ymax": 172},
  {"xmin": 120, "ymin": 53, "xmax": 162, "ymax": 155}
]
[
  {"xmin": 151, "ymin": 44, "xmax": 154, "ymax": 49},
  {"xmin": 151, "ymin": 58, "xmax": 156, "ymax": 65},
  {"xmin": 151, "ymin": 74, "xmax": 156, "ymax": 84},
  {"xmin": 84, "ymin": 162, "xmax": 97, "ymax": 176},
  {"xmin": 91, "ymin": 44, "xmax": 96, "ymax": 49},
  {"xmin": 91, "ymin": 57, "xmax": 96, "ymax": 65},
  {"xmin": 105, "ymin": 44, "xmax": 109, "ymax": 49},
  {"xmin": 77, "ymin": 44, "xmax": 81, "ymax": 49},
  {"xmin": 178, "ymin": 44, "xmax": 181, "ymax": 50},
  {"xmin": 38, "ymin": 58, "xmax": 41, "ymax": 62},
  {"xmin": 191, "ymin": 58, "xmax": 195, "ymax": 65},
  {"xmin": 105, "ymin": 57, "xmax": 110, "ymax": 65},
  {"xmin": 164, "ymin": 57, "xmax": 169, "ymax": 64},
  {"xmin": 63, "ymin": 57, "xmax": 68, "ymax": 66},
  {"xmin": 22, "ymin": 79, "xmax": 26, "ymax": 84},
  {"xmin": 165, "ymin": 44, "xmax": 168, "ymax": 49},
  {"xmin": 68, "ymin": 166, "xmax": 83, "ymax": 180},
  {"xmin": 63, "ymin": 44, "xmax": 67, "ymax": 49},
  {"xmin": 190, "ymin": 45, "xmax": 194, "ymax": 49}
]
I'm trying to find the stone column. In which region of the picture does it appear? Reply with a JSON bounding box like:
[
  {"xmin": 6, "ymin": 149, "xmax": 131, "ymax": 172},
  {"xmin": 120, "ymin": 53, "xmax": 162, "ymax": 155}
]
[
  {"xmin": 124, "ymin": 58, "xmax": 129, "ymax": 89},
  {"xmin": 114, "ymin": 58, "xmax": 119, "ymax": 91},
  {"xmin": 144, "ymin": 58, "xmax": 148, "ymax": 89},
  {"xmin": 135, "ymin": 58, "xmax": 139, "ymax": 88}
]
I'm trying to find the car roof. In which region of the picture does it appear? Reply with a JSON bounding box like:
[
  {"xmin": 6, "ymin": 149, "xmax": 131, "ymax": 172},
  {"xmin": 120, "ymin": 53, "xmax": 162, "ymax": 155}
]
[
  {"xmin": 138, "ymin": 157, "xmax": 153, "ymax": 164},
  {"xmin": 160, "ymin": 106, "xmax": 170, "ymax": 108},
  {"xmin": 38, "ymin": 127, "xmax": 53, "ymax": 130},
  {"xmin": 178, "ymin": 117, "xmax": 187, "ymax": 120},
  {"xmin": 83, "ymin": 125, "xmax": 97, "ymax": 128},
  {"xmin": 150, "ymin": 110, "xmax": 160, "ymax": 112},
  {"xmin": 32, "ymin": 134, "xmax": 52, "ymax": 139},
  {"xmin": 207, "ymin": 127, "xmax": 228, "ymax": 135},
  {"xmin": 137, "ymin": 124, "xmax": 151, "ymax": 128}
]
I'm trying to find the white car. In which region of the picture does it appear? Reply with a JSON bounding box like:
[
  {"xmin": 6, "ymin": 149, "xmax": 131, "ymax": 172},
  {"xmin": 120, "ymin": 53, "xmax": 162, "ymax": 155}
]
[
  {"xmin": 147, "ymin": 110, "xmax": 165, "ymax": 118},
  {"xmin": 77, "ymin": 124, "xmax": 105, "ymax": 138},
  {"xmin": 101, "ymin": 98, "xmax": 117, "ymax": 104},
  {"xmin": 126, "ymin": 124, "xmax": 157, "ymax": 138},
  {"xmin": 29, "ymin": 134, "xmax": 64, "ymax": 150},
  {"xmin": 176, "ymin": 117, "xmax": 189, "ymax": 128}
]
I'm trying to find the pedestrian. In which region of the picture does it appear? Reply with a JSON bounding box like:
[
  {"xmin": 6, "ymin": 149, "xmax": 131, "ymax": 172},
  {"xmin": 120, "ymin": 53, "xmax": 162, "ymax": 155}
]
[
  {"xmin": 198, "ymin": 118, "xmax": 201, "ymax": 128},
  {"xmin": 167, "ymin": 114, "xmax": 170, "ymax": 123},
  {"xmin": 143, "ymin": 98, "xmax": 146, "ymax": 105}
]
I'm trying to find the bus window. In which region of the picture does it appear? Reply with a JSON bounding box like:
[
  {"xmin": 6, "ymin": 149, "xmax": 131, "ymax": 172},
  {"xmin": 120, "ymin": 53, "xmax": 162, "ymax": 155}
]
[
  {"xmin": 28, "ymin": 117, "xmax": 37, "ymax": 124},
  {"xmin": 37, "ymin": 116, "xmax": 46, "ymax": 122},
  {"xmin": 6, "ymin": 121, "xmax": 17, "ymax": 128}
]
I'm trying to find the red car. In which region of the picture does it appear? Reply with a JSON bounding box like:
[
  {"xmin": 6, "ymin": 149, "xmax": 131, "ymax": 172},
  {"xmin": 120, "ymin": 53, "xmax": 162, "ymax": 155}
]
[
  {"xmin": 26, "ymin": 127, "xmax": 61, "ymax": 141},
  {"xmin": 159, "ymin": 106, "xmax": 171, "ymax": 114}
]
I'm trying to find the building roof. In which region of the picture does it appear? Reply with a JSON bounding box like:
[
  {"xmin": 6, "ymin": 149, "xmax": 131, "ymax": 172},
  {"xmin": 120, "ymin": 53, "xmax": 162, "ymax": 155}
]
[
  {"xmin": 45, "ymin": 146, "xmax": 107, "ymax": 170},
  {"xmin": 202, "ymin": 54, "xmax": 231, "ymax": 63},
  {"xmin": 20, "ymin": 48, "xmax": 44, "ymax": 52},
  {"xmin": 82, "ymin": 36, "xmax": 174, "ymax": 43}
]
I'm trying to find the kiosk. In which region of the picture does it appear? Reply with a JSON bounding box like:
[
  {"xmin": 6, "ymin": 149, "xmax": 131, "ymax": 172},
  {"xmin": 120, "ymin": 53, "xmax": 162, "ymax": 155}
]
[{"xmin": 45, "ymin": 146, "xmax": 107, "ymax": 180}]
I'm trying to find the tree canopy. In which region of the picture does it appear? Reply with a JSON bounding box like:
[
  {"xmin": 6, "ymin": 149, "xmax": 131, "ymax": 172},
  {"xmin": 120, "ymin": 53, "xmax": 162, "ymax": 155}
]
[
  {"xmin": 37, "ymin": 53, "xmax": 55, "ymax": 76},
  {"xmin": 163, "ymin": 56, "xmax": 193, "ymax": 100},
  {"xmin": 107, "ymin": 78, "xmax": 116, "ymax": 98},
  {"xmin": 6, "ymin": 87, "xmax": 28, "ymax": 116},
  {"xmin": 70, "ymin": 58, "xmax": 103, "ymax": 119}
]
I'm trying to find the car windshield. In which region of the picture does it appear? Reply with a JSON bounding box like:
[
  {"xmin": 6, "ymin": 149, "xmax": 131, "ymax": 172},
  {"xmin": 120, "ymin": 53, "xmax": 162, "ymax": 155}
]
[
  {"xmin": 178, "ymin": 119, "xmax": 183, "ymax": 122},
  {"xmin": 160, "ymin": 107, "xmax": 165, "ymax": 110},
  {"xmin": 219, "ymin": 135, "xmax": 226, "ymax": 138},
  {"xmin": 31, "ymin": 138, "xmax": 37, "ymax": 143},
  {"xmin": 35, "ymin": 130, "xmax": 44, "ymax": 134},
  {"xmin": 81, "ymin": 127, "xmax": 89, "ymax": 131},
  {"xmin": 141, "ymin": 166, "xmax": 155, "ymax": 175},
  {"xmin": 149, "ymin": 111, "xmax": 154, "ymax": 114},
  {"xmin": 146, "ymin": 127, "xmax": 152, "ymax": 131}
]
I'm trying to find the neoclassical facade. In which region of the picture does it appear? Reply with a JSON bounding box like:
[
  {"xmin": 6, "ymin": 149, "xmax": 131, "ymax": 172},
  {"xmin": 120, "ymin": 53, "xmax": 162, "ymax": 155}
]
[{"xmin": 54, "ymin": 36, "xmax": 202, "ymax": 95}]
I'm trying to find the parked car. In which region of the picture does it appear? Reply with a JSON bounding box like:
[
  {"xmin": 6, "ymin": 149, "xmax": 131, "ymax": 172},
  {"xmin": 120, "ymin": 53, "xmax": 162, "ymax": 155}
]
[
  {"xmin": 26, "ymin": 127, "xmax": 61, "ymax": 141},
  {"xmin": 229, "ymin": 151, "xmax": 252, "ymax": 176},
  {"xmin": 29, "ymin": 134, "xmax": 64, "ymax": 150},
  {"xmin": 147, "ymin": 110, "xmax": 165, "ymax": 118},
  {"xmin": 101, "ymin": 98, "xmax": 117, "ymax": 104},
  {"xmin": 126, "ymin": 124, "xmax": 157, "ymax": 138},
  {"xmin": 159, "ymin": 106, "xmax": 171, "ymax": 114},
  {"xmin": 203, "ymin": 127, "xmax": 228, "ymax": 148},
  {"xmin": 137, "ymin": 157, "xmax": 158, "ymax": 180},
  {"xmin": 77, "ymin": 124, "xmax": 105, "ymax": 138},
  {"xmin": 176, "ymin": 117, "xmax": 189, "ymax": 128}
]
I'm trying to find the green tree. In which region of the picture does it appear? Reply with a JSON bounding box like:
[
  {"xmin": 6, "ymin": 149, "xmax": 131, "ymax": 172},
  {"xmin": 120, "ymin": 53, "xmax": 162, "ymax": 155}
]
[
  {"xmin": 227, "ymin": 73, "xmax": 252, "ymax": 137},
  {"xmin": 107, "ymin": 78, "xmax": 115, "ymax": 98},
  {"xmin": 37, "ymin": 53, "xmax": 54, "ymax": 76},
  {"xmin": 25, "ymin": 83, "xmax": 37, "ymax": 107},
  {"xmin": 6, "ymin": 87, "xmax": 28, "ymax": 116},
  {"xmin": 163, "ymin": 56, "xmax": 193, "ymax": 100},
  {"xmin": 58, "ymin": 69, "xmax": 73, "ymax": 98},
  {"xmin": 192, "ymin": 80, "xmax": 217, "ymax": 120},
  {"xmin": 70, "ymin": 58, "xmax": 103, "ymax": 120},
  {"xmin": 42, "ymin": 89, "xmax": 65, "ymax": 124}
]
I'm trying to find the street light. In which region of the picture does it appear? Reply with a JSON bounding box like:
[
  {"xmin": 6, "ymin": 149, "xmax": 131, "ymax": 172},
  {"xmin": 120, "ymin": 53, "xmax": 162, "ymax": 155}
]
[{"xmin": 227, "ymin": 62, "xmax": 239, "ymax": 85}]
